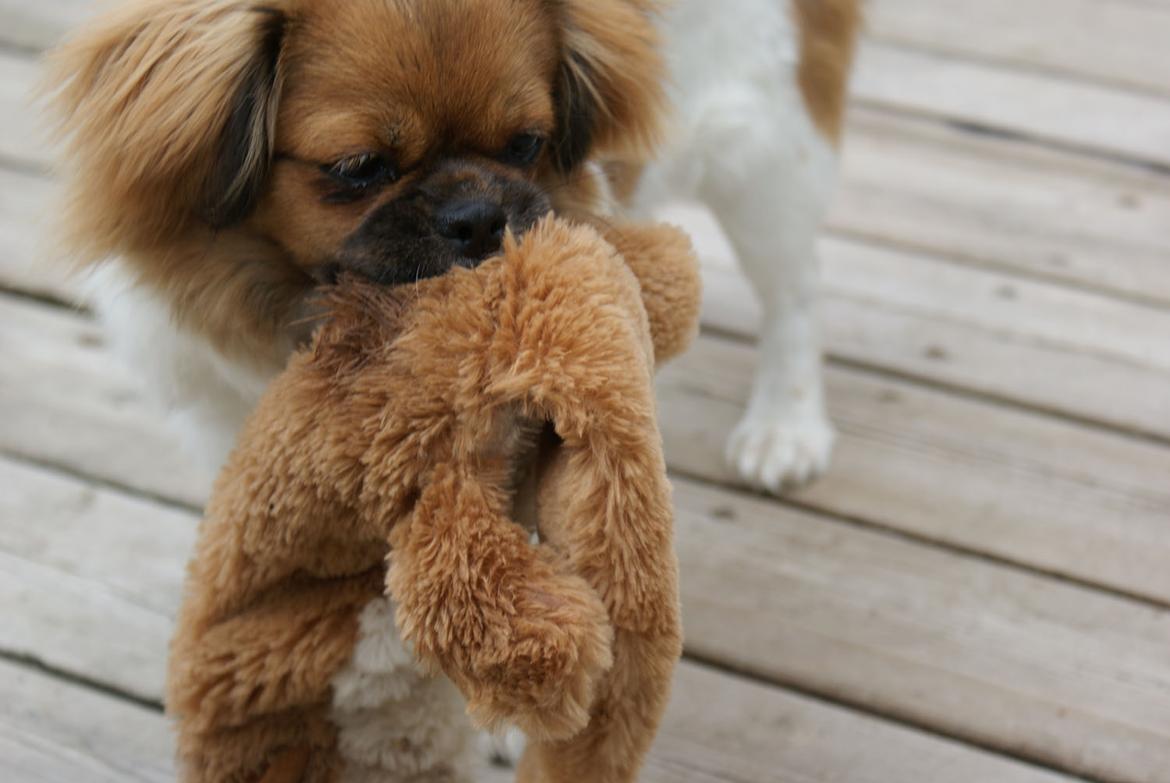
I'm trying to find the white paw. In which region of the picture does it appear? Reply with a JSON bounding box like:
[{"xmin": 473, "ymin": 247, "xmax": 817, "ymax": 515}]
[
  {"xmin": 726, "ymin": 410, "xmax": 836, "ymax": 493},
  {"xmin": 477, "ymin": 726, "xmax": 527, "ymax": 768}
]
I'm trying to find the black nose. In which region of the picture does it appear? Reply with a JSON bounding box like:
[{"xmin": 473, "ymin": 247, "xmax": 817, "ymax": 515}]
[{"xmin": 435, "ymin": 199, "xmax": 507, "ymax": 261}]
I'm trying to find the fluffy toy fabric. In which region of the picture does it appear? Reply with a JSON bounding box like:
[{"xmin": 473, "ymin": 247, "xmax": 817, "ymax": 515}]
[{"xmin": 166, "ymin": 218, "xmax": 701, "ymax": 783}]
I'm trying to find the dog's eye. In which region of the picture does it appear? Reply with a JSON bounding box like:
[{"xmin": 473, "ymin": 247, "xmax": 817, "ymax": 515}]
[
  {"xmin": 324, "ymin": 153, "xmax": 395, "ymax": 188},
  {"xmin": 500, "ymin": 134, "xmax": 545, "ymax": 167}
]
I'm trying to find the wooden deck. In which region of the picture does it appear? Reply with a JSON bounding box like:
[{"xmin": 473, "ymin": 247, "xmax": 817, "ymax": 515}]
[{"xmin": 3, "ymin": 1, "xmax": 1170, "ymax": 781}]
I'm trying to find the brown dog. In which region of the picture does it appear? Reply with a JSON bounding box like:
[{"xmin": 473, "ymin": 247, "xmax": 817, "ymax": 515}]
[{"xmin": 46, "ymin": 0, "xmax": 666, "ymax": 470}]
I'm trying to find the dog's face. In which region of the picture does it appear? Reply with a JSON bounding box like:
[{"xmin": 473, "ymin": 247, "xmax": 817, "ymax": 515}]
[
  {"xmin": 255, "ymin": 1, "xmax": 562, "ymax": 285},
  {"xmin": 49, "ymin": 0, "xmax": 664, "ymax": 358}
]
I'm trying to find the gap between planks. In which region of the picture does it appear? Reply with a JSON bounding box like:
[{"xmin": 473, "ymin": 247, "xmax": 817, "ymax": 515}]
[
  {"xmin": 865, "ymin": 0, "xmax": 1170, "ymax": 99},
  {"xmin": 0, "ymin": 454, "xmax": 1108, "ymax": 783},
  {"xmin": 5, "ymin": 3, "xmax": 1170, "ymax": 169},
  {"xmin": 5, "ymin": 283, "xmax": 1170, "ymax": 605},
  {"xmin": 4, "ymin": 152, "xmax": 1170, "ymax": 446}
]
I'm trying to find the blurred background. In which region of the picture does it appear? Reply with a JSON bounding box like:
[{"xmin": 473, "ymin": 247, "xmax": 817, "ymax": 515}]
[{"xmin": 1, "ymin": 1, "xmax": 1169, "ymax": 781}]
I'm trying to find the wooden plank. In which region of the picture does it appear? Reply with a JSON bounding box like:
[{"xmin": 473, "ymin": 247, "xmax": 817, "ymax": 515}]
[
  {"xmin": 0, "ymin": 456, "xmax": 1091, "ymax": 783},
  {"xmin": 4, "ymin": 55, "xmax": 1170, "ymax": 308},
  {"xmin": 854, "ymin": 41, "xmax": 1170, "ymax": 167},
  {"xmin": 6, "ymin": 289, "xmax": 1170, "ymax": 605},
  {"xmin": 658, "ymin": 335, "xmax": 1170, "ymax": 606},
  {"xmin": 834, "ymin": 109, "xmax": 1170, "ymax": 307},
  {"xmin": 9, "ymin": 0, "xmax": 1170, "ymax": 166},
  {"xmin": 0, "ymin": 0, "xmax": 95, "ymax": 51},
  {"xmin": 0, "ymin": 659, "xmax": 174, "ymax": 783},
  {"xmin": 0, "ymin": 50, "xmax": 46, "ymax": 169},
  {"xmin": 867, "ymin": 0, "xmax": 1170, "ymax": 98},
  {"xmin": 5, "ymin": 112, "xmax": 1170, "ymax": 318},
  {"xmin": 0, "ymin": 660, "xmax": 516, "ymax": 783},
  {"xmin": 0, "ymin": 296, "xmax": 212, "ymax": 506},
  {"xmin": 0, "ymin": 451, "xmax": 191, "ymax": 701},
  {"xmin": 659, "ymin": 203, "xmax": 1170, "ymax": 441},
  {"xmin": 670, "ymin": 478, "xmax": 1170, "ymax": 783},
  {"xmin": 0, "ymin": 167, "xmax": 79, "ymax": 303}
]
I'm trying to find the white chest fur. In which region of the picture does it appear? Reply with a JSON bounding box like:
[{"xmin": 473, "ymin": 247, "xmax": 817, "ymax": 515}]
[{"xmin": 330, "ymin": 597, "xmax": 478, "ymax": 782}]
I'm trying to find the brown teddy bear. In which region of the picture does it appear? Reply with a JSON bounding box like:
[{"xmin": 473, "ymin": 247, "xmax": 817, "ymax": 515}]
[{"xmin": 165, "ymin": 217, "xmax": 701, "ymax": 783}]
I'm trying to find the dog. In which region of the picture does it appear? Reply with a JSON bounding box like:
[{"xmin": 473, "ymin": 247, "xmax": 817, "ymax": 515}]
[
  {"xmin": 46, "ymin": 0, "xmax": 665, "ymax": 776},
  {"xmin": 631, "ymin": 0, "xmax": 860, "ymax": 492},
  {"xmin": 47, "ymin": 0, "xmax": 665, "ymax": 473}
]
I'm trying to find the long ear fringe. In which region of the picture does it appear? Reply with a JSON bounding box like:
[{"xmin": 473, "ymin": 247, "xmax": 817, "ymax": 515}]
[
  {"xmin": 551, "ymin": 0, "xmax": 667, "ymax": 171},
  {"xmin": 42, "ymin": 0, "xmax": 287, "ymax": 260}
]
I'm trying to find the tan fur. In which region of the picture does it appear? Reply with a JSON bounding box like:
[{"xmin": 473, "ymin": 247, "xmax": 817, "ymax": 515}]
[
  {"xmin": 792, "ymin": 0, "xmax": 862, "ymax": 144},
  {"xmin": 167, "ymin": 217, "xmax": 701, "ymax": 782},
  {"xmin": 45, "ymin": 0, "xmax": 666, "ymax": 369}
]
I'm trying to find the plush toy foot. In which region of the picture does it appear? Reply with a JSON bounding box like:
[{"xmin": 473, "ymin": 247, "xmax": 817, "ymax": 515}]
[
  {"xmin": 726, "ymin": 407, "xmax": 836, "ymax": 492},
  {"xmin": 462, "ymin": 570, "xmax": 614, "ymax": 742}
]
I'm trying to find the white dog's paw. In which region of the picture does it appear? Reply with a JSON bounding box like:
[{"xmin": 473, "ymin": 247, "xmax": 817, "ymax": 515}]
[
  {"xmin": 478, "ymin": 726, "xmax": 527, "ymax": 768},
  {"xmin": 726, "ymin": 409, "xmax": 836, "ymax": 493}
]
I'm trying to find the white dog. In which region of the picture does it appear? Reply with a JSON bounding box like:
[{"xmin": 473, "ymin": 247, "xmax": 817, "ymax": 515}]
[{"xmin": 635, "ymin": 0, "xmax": 859, "ymax": 492}]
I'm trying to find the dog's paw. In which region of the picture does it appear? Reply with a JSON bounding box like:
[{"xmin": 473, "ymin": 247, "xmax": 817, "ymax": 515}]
[{"xmin": 726, "ymin": 408, "xmax": 835, "ymax": 492}]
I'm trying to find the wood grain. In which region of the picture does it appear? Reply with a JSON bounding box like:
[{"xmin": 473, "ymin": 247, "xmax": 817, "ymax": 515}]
[
  {"xmin": 664, "ymin": 202, "xmax": 1170, "ymax": 441},
  {"xmin": 658, "ymin": 335, "xmax": 1170, "ymax": 605},
  {"xmin": 834, "ymin": 109, "xmax": 1170, "ymax": 307},
  {"xmin": 0, "ymin": 659, "xmax": 174, "ymax": 783},
  {"xmin": 0, "ymin": 296, "xmax": 213, "ymax": 506},
  {"xmin": 0, "ymin": 455, "xmax": 1093, "ymax": 782},
  {"xmin": 855, "ymin": 41, "xmax": 1170, "ymax": 167},
  {"xmin": 8, "ymin": 291, "xmax": 1170, "ymax": 606},
  {"xmin": 867, "ymin": 0, "xmax": 1170, "ymax": 98}
]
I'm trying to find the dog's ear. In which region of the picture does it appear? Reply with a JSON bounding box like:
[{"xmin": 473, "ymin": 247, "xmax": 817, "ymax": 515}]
[
  {"xmin": 549, "ymin": 0, "xmax": 666, "ymax": 172},
  {"xmin": 46, "ymin": 0, "xmax": 288, "ymax": 257}
]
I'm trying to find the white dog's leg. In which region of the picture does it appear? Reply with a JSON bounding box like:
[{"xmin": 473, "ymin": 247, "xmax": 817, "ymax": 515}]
[{"xmin": 703, "ymin": 143, "xmax": 837, "ymax": 492}]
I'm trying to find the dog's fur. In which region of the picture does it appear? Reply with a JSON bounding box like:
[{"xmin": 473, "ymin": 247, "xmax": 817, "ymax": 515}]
[
  {"xmin": 166, "ymin": 218, "xmax": 698, "ymax": 782},
  {"xmin": 632, "ymin": 0, "xmax": 860, "ymax": 491},
  {"xmin": 47, "ymin": 0, "xmax": 665, "ymax": 472},
  {"xmin": 49, "ymin": 0, "xmax": 858, "ymax": 493}
]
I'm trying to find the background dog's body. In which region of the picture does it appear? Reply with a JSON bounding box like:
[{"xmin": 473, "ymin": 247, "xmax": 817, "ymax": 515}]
[{"xmin": 636, "ymin": 0, "xmax": 859, "ymax": 492}]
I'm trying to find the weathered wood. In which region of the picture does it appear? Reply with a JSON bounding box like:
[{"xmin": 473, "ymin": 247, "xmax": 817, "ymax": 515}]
[
  {"xmin": 0, "ymin": 658, "xmax": 515, "ymax": 783},
  {"xmin": 9, "ymin": 0, "xmax": 1170, "ymax": 159},
  {"xmin": 7, "ymin": 284, "xmax": 1170, "ymax": 605},
  {"xmin": 834, "ymin": 109, "xmax": 1170, "ymax": 307},
  {"xmin": 5, "ymin": 47, "xmax": 1170, "ymax": 308},
  {"xmin": 855, "ymin": 41, "xmax": 1170, "ymax": 167},
  {"xmin": 868, "ymin": 0, "xmax": 1170, "ymax": 98},
  {"xmin": 0, "ymin": 458, "xmax": 193, "ymax": 703},
  {"xmin": 665, "ymin": 202, "xmax": 1170, "ymax": 441},
  {"xmin": 670, "ymin": 478, "xmax": 1170, "ymax": 783},
  {"xmin": 0, "ymin": 296, "xmax": 213, "ymax": 506},
  {"xmin": 0, "ymin": 0, "xmax": 94, "ymax": 51},
  {"xmin": 0, "ymin": 659, "xmax": 174, "ymax": 783},
  {"xmin": 0, "ymin": 167, "xmax": 79, "ymax": 303},
  {"xmin": 0, "ymin": 456, "xmax": 1096, "ymax": 782},
  {"xmin": 5, "ymin": 113, "xmax": 1169, "ymax": 317},
  {"xmin": 658, "ymin": 335, "xmax": 1170, "ymax": 606},
  {"xmin": 0, "ymin": 50, "xmax": 46, "ymax": 169}
]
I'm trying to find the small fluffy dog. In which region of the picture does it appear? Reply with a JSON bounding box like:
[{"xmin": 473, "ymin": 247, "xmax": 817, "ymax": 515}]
[
  {"xmin": 49, "ymin": 0, "xmax": 856, "ymax": 773},
  {"xmin": 48, "ymin": 0, "xmax": 664, "ymax": 775},
  {"xmin": 51, "ymin": 0, "xmax": 858, "ymax": 491},
  {"xmin": 633, "ymin": 0, "xmax": 860, "ymax": 491},
  {"xmin": 49, "ymin": 0, "xmax": 665, "ymax": 475}
]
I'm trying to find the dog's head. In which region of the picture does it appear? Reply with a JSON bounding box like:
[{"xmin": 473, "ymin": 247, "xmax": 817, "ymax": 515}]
[{"xmin": 48, "ymin": 0, "xmax": 664, "ymax": 355}]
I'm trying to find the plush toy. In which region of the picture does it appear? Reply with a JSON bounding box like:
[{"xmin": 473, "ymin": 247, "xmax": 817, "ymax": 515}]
[{"xmin": 165, "ymin": 217, "xmax": 701, "ymax": 783}]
